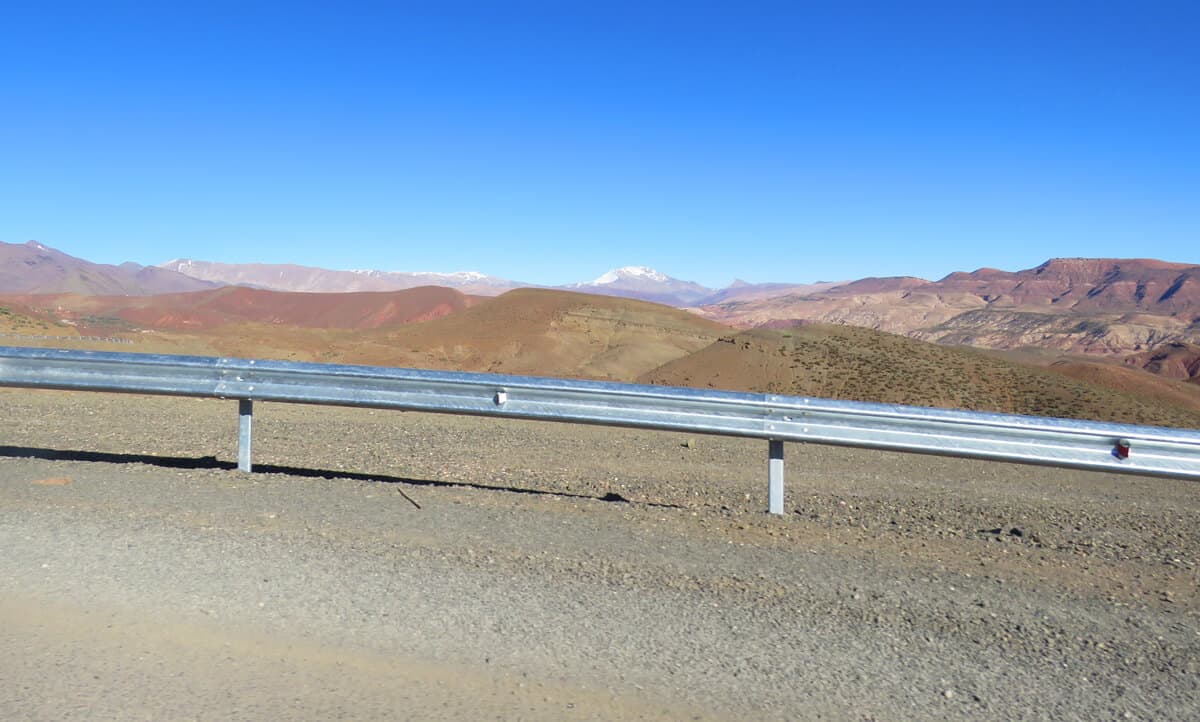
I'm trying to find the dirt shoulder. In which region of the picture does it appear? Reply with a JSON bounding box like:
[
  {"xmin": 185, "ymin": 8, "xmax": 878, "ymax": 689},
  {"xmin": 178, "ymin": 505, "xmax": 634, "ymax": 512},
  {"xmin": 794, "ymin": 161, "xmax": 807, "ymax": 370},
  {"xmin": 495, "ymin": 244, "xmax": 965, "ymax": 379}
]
[{"xmin": 1, "ymin": 389, "xmax": 1197, "ymax": 720}]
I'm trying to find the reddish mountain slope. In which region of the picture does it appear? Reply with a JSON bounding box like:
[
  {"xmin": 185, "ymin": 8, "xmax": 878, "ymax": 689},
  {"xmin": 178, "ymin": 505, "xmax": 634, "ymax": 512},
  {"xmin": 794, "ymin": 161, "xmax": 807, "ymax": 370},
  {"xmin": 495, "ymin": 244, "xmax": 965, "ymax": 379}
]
[
  {"xmin": 0, "ymin": 285, "xmax": 477, "ymax": 332},
  {"xmin": 1048, "ymin": 359, "xmax": 1200, "ymax": 410},
  {"xmin": 698, "ymin": 258, "xmax": 1200, "ymax": 358},
  {"xmin": 935, "ymin": 258, "xmax": 1200, "ymax": 313},
  {"xmin": 1124, "ymin": 342, "xmax": 1200, "ymax": 383}
]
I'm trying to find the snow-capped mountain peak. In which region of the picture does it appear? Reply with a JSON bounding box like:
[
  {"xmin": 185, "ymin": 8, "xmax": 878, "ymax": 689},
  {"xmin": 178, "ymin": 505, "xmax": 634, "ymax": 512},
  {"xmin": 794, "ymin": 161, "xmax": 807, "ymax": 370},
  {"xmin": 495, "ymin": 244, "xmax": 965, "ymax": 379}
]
[
  {"xmin": 566, "ymin": 266, "xmax": 714, "ymax": 305},
  {"xmin": 591, "ymin": 266, "xmax": 670, "ymax": 285}
]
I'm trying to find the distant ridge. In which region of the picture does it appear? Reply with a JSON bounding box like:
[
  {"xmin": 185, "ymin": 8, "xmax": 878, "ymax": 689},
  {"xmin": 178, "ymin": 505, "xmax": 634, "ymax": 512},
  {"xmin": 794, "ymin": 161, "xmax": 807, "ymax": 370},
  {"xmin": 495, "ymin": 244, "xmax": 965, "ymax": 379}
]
[
  {"xmin": 0, "ymin": 241, "xmax": 218, "ymax": 295},
  {"xmin": 160, "ymin": 258, "xmax": 523, "ymax": 296},
  {"xmin": 563, "ymin": 266, "xmax": 713, "ymax": 306},
  {"xmin": 0, "ymin": 285, "xmax": 477, "ymax": 333},
  {"xmin": 160, "ymin": 257, "xmax": 840, "ymax": 307}
]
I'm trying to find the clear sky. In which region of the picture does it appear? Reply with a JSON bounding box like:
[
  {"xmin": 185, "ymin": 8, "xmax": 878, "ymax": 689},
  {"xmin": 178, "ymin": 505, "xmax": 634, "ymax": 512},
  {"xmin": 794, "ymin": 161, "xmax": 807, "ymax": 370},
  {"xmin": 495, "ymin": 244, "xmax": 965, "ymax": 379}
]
[{"xmin": 2, "ymin": 1, "xmax": 1196, "ymax": 287}]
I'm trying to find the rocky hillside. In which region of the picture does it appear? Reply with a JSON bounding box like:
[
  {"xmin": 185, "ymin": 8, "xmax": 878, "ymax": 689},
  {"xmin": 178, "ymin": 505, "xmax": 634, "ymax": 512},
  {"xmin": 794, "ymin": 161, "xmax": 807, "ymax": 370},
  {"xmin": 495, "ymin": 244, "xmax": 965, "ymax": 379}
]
[
  {"xmin": 638, "ymin": 324, "xmax": 1200, "ymax": 428},
  {"xmin": 1124, "ymin": 342, "xmax": 1200, "ymax": 383},
  {"xmin": 698, "ymin": 258, "xmax": 1200, "ymax": 357}
]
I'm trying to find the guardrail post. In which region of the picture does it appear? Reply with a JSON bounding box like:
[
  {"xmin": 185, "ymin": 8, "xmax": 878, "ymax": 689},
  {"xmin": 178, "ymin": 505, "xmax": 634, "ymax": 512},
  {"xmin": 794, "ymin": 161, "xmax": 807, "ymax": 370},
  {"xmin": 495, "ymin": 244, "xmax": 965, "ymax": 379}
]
[
  {"xmin": 238, "ymin": 399, "xmax": 254, "ymax": 472},
  {"xmin": 768, "ymin": 439, "xmax": 784, "ymax": 514}
]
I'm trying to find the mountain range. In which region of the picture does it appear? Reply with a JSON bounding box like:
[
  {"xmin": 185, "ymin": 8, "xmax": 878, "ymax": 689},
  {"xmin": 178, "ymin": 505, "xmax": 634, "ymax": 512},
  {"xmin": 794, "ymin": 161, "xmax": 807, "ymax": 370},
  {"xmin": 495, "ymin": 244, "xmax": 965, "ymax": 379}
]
[
  {"xmin": 158, "ymin": 256, "xmax": 829, "ymax": 307},
  {"xmin": 0, "ymin": 241, "xmax": 218, "ymax": 295},
  {"xmin": 700, "ymin": 258, "xmax": 1200, "ymax": 356},
  {"xmin": 158, "ymin": 258, "xmax": 523, "ymax": 296},
  {"xmin": 2, "ymin": 240, "xmax": 1198, "ymax": 371},
  {"xmin": 2, "ymin": 238, "xmax": 1199, "ymax": 428},
  {"xmin": 0, "ymin": 240, "xmax": 839, "ymax": 306}
]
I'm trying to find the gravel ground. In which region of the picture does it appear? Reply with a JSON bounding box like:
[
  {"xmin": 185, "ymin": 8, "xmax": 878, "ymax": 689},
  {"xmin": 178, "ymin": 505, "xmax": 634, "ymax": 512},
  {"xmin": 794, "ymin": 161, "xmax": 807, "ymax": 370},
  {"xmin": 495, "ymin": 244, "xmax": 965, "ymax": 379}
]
[{"xmin": 0, "ymin": 388, "xmax": 1197, "ymax": 720}]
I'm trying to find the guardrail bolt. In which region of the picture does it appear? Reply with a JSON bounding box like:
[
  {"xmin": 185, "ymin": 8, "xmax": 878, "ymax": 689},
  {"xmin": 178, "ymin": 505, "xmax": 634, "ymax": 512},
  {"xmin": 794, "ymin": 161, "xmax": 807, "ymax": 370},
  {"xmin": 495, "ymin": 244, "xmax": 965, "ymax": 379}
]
[{"xmin": 1114, "ymin": 439, "xmax": 1131, "ymax": 460}]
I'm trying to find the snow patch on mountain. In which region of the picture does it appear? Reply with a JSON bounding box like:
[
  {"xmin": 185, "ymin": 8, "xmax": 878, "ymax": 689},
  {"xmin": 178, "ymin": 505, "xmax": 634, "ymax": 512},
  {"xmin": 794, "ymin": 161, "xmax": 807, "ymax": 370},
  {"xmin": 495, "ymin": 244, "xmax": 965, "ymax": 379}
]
[{"xmin": 591, "ymin": 266, "xmax": 671, "ymax": 285}]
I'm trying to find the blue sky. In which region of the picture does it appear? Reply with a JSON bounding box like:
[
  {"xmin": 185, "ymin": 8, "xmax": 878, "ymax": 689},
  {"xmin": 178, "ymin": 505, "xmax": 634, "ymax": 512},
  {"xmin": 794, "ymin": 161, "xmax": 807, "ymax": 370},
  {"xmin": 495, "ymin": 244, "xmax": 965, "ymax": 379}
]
[{"xmin": 2, "ymin": 1, "xmax": 1196, "ymax": 287}]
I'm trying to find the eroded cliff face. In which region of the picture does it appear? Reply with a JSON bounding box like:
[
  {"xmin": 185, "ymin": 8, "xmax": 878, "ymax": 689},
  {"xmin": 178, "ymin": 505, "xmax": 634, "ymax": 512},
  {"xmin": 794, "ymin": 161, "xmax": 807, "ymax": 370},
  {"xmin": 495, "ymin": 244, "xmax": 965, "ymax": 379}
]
[
  {"xmin": 934, "ymin": 259, "xmax": 1200, "ymax": 314},
  {"xmin": 909, "ymin": 311, "xmax": 1196, "ymax": 355}
]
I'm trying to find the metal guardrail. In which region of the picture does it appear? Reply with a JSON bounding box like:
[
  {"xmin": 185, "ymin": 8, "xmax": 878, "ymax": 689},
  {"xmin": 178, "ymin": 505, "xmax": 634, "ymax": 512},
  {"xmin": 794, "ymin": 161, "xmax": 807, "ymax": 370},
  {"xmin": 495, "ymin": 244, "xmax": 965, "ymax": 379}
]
[{"xmin": 1, "ymin": 346, "xmax": 1199, "ymax": 513}]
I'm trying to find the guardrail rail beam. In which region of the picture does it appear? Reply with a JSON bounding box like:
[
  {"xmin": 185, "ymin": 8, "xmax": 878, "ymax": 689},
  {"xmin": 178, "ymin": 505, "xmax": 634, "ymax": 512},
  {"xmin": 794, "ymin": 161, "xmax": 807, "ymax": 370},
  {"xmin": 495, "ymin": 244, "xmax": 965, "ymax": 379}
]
[{"xmin": 2, "ymin": 346, "xmax": 1199, "ymax": 514}]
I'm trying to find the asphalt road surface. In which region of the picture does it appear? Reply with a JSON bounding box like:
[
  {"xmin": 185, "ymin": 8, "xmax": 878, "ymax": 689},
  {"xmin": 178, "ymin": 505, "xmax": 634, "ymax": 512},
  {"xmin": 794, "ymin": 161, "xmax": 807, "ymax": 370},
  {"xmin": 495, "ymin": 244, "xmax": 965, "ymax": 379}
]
[{"xmin": 1, "ymin": 389, "xmax": 1197, "ymax": 720}]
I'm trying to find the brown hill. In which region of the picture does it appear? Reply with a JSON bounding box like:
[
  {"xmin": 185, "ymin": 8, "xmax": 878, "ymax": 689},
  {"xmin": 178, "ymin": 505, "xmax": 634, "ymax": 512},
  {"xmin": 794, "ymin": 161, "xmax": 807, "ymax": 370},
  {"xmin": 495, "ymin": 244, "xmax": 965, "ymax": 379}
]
[
  {"xmin": 0, "ymin": 240, "xmax": 218, "ymax": 295},
  {"xmin": 76, "ymin": 288, "xmax": 727, "ymax": 378},
  {"xmin": 0, "ymin": 286, "xmax": 476, "ymax": 333},
  {"xmin": 341, "ymin": 288, "xmax": 729, "ymax": 380},
  {"xmin": 638, "ymin": 324, "xmax": 1200, "ymax": 429},
  {"xmin": 1046, "ymin": 359, "xmax": 1200, "ymax": 412},
  {"xmin": 1124, "ymin": 342, "xmax": 1200, "ymax": 383},
  {"xmin": 0, "ymin": 287, "xmax": 727, "ymax": 379}
]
